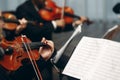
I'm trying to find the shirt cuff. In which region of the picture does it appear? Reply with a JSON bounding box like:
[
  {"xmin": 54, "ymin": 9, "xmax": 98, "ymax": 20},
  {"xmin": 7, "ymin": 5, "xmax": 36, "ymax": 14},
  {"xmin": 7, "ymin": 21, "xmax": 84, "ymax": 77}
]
[{"xmin": 52, "ymin": 21, "xmax": 57, "ymax": 29}]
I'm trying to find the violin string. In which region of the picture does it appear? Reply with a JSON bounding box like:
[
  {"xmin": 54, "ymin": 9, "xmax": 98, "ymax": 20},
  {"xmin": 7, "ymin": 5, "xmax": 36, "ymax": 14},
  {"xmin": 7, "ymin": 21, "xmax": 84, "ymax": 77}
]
[{"xmin": 21, "ymin": 35, "xmax": 42, "ymax": 80}]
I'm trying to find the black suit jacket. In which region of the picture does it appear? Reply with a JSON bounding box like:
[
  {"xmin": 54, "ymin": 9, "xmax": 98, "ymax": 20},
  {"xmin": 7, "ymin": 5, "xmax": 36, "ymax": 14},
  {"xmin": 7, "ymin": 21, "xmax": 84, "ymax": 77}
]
[
  {"xmin": 16, "ymin": 0, "xmax": 55, "ymax": 41},
  {"xmin": 15, "ymin": 0, "xmax": 74, "ymax": 42},
  {"xmin": 113, "ymin": 3, "xmax": 120, "ymax": 14}
]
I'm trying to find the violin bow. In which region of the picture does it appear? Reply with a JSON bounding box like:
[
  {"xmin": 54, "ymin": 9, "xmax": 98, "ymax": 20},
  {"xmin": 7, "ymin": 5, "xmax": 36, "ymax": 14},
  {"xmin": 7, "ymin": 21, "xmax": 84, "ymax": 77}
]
[
  {"xmin": 21, "ymin": 35, "xmax": 43, "ymax": 80},
  {"xmin": 61, "ymin": 0, "xmax": 66, "ymax": 19}
]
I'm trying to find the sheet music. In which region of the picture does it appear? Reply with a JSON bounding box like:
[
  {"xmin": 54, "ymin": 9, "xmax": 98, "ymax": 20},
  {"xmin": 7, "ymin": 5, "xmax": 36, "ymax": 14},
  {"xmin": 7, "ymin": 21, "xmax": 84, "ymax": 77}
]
[
  {"xmin": 88, "ymin": 39, "xmax": 120, "ymax": 80},
  {"xmin": 62, "ymin": 36, "xmax": 120, "ymax": 80}
]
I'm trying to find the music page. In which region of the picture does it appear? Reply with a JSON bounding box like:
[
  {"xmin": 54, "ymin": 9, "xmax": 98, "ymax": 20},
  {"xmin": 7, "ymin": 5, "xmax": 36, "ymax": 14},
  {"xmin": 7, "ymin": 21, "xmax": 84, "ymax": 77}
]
[{"xmin": 62, "ymin": 36, "xmax": 120, "ymax": 80}]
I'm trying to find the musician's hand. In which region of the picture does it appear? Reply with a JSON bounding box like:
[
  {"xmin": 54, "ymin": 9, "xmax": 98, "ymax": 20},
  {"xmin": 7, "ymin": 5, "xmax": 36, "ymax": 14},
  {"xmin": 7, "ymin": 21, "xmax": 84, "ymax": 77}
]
[
  {"xmin": 54, "ymin": 19, "xmax": 65, "ymax": 28},
  {"xmin": 39, "ymin": 37, "xmax": 54, "ymax": 61},
  {"xmin": 0, "ymin": 20, "xmax": 4, "ymax": 40},
  {"xmin": 18, "ymin": 18, "xmax": 27, "ymax": 29},
  {"xmin": 0, "ymin": 20, "xmax": 5, "ymax": 28},
  {"xmin": 0, "ymin": 11, "xmax": 2, "ymax": 16},
  {"xmin": 80, "ymin": 16, "xmax": 88, "ymax": 22},
  {"xmin": 16, "ymin": 18, "xmax": 27, "ymax": 34},
  {"xmin": 73, "ymin": 16, "xmax": 88, "ymax": 26}
]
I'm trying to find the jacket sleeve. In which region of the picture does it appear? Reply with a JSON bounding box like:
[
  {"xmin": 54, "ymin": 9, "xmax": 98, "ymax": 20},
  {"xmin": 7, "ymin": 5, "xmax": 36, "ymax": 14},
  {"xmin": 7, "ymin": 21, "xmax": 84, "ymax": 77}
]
[{"xmin": 113, "ymin": 3, "xmax": 120, "ymax": 14}]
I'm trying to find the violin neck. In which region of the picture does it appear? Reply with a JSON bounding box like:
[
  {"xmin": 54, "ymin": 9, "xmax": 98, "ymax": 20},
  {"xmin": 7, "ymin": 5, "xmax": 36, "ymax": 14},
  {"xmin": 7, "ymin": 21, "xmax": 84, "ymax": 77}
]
[
  {"xmin": 0, "ymin": 17, "xmax": 36, "ymax": 25},
  {"xmin": 64, "ymin": 12, "xmax": 80, "ymax": 19},
  {"xmin": 22, "ymin": 42, "xmax": 46, "ymax": 50},
  {"xmin": 64, "ymin": 12, "xmax": 93, "ymax": 25}
]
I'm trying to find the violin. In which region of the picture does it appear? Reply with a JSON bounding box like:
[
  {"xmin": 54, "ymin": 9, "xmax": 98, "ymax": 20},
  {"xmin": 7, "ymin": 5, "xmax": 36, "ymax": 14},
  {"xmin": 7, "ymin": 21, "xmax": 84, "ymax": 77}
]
[
  {"xmin": 0, "ymin": 36, "xmax": 45, "ymax": 71},
  {"xmin": 1, "ymin": 13, "xmax": 18, "ymax": 30},
  {"xmin": 39, "ymin": 0, "xmax": 92, "ymax": 25},
  {"xmin": 0, "ymin": 13, "xmax": 42, "ymax": 31},
  {"xmin": 39, "ymin": 0, "xmax": 74, "ymax": 24}
]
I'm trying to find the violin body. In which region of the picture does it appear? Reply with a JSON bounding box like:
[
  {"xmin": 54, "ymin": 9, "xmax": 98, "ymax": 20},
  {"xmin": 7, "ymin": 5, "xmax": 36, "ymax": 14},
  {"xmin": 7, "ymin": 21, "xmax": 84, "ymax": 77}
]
[
  {"xmin": 0, "ymin": 36, "xmax": 40, "ymax": 71},
  {"xmin": 1, "ymin": 13, "xmax": 40, "ymax": 31},
  {"xmin": 2, "ymin": 13, "xmax": 18, "ymax": 30},
  {"xmin": 39, "ymin": 0, "xmax": 74, "ymax": 24}
]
